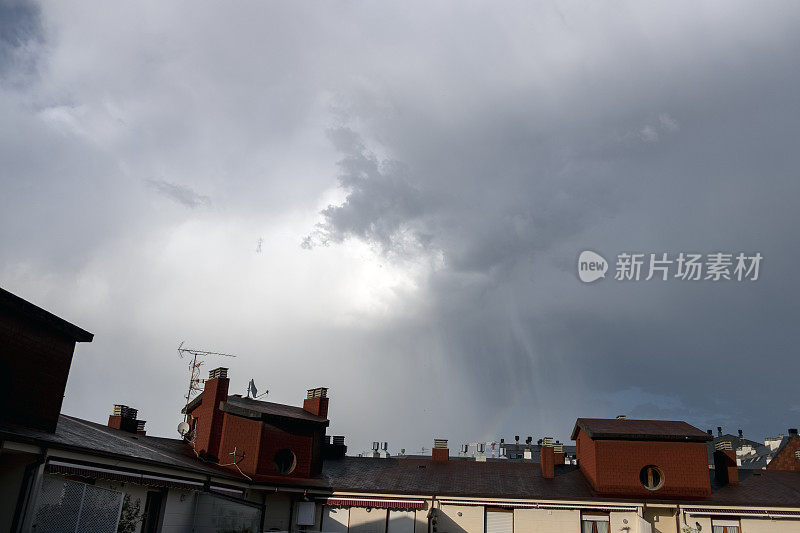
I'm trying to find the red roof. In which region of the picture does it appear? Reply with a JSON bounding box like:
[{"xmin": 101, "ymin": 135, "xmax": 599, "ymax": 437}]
[{"xmin": 571, "ymin": 418, "xmax": 712, "ymax": 442}]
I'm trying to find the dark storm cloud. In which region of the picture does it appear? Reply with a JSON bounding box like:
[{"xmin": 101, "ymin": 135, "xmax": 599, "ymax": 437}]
[
  {"xmin": 2, "ymin": 0, "xmax": 800, "ymax": 451},
  {"xmin": 303, "ymin": 127, "xmax": 432, "ymax": 254},
  {"xmin": 0, "ymin": 0, "xmax": 42, "ymax": 81},
  {"xmin": 146, "ymin": 179, "xmax": 211, "ymax": 209}
]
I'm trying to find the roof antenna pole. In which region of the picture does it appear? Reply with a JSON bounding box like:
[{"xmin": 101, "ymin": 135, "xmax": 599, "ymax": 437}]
[{"xmin": 177, "ymin": 341, "xmax": 237, "ymax": 429}]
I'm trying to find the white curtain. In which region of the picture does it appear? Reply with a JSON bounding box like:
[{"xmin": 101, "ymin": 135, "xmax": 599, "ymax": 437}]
[
  {"xmin": 582, "ymin": 522, "xmax": 594, "ymax": 533},
  {"xmin": 596, "ymin": 521, "xmax": 608, "ymax": 533},
  {"xmin": 713, "ymin": 527, "xmax": 725, "ymax": 533}
]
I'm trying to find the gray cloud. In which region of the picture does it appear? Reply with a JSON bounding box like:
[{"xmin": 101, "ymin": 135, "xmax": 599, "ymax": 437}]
[
  {"xmin": 146, "ymin": 179, "xmax": 211, "ymax": 209},
  {"xmin": 1, "ymin": 1, "xmax": 799, "ymax": 453}
]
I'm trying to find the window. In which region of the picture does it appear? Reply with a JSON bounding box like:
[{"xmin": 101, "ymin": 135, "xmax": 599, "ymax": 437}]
[
  {"xmin": 273, "ymin": 449, "xmax": 296, "ymax": 474},
  {"xmin": 711, "ymin": 519, "xmax": 740, "ymax": 533},
  {"xmin": 639, "ymin": 465, "xmax": 664, "ymax": 490},
  {"xmin": 581, "ymin": 514, "xmax": 608, "ymax": 533}
]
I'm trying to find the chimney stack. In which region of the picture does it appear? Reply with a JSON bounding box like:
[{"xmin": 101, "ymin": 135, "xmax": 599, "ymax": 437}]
[
  {"xmin": 303, "ymin": 387, "xmax": 329, "ymax": 418},
  {"xmin": 108, "ymin": 405, "xmax": 145, "ymax": 435},
  {"xmin": 193, "ymin": 367, "xmax": 230, "ymax": 461},
  {"xmin": 323, "ymin": 435, "xmax": 347, "ymax": 459},
  {"xmin": 553, "ymin": 441, "xmax": 565, "ymax": 465},
  {"xmin": 713, "ymin": 441, "xmax": 739, "ymax": 485},
  {"xmin": 789, "ymin": 428, "xmax": 798, "ymax": 436},
  {"xmin": 540, "ymin": 438, "xmax": 555, "ymax": 479},
  {"xmin": 475, "ymin": 442, "xmax": 486, "ymax": 462},
  {"xmin": 717, "ymin": 426, "xmax": 723, "ymax": 436},
  {"xmin": 432, "ymin": 438, "xmax": 449, "ymax": 462},
  {"xmin": 738, "ymin": 429, "xmax": 743, "ymax": 438}
]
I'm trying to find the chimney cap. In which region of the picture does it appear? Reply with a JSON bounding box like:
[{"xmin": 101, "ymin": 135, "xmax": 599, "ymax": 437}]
[
  {"xmin": 113, "ymin": 405, "xmax": 138, "ymax": 420},
  {"xmin": 433, "ymin": 438, "xmax": 448, "ymax": 449},
  {"xmin": 372, "ymin": 441, "xmax": 379, "ymax": 450},
  {"xmin": 306, "ymin": 387, "xmax": 328, "ymax": 399},
  {"xmin": 789, "ymin": 428, "xmax": 798, "ymax": 436},
  {"xmin": 208, "ymin": 367, "xmax": 228, "ymax": 380},
  {"xmin": 616, "ymin": 414, "xmax": 627, "ymax": 420}
]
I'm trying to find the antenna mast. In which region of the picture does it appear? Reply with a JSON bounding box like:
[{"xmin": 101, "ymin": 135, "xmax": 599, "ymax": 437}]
[{"xmin": 178, "ymin": 341, "xmax": 236, "ymax": 421}]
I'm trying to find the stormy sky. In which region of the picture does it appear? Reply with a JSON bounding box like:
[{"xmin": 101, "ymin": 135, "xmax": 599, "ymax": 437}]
[{"xmin": 2, "ymin": 0, "xmax": 799, "ymax": 454}]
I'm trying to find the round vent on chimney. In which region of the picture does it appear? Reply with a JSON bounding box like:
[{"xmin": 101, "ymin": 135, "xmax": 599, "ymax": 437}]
[
  {"xmin": 639, "ymin": 465, "xmax": 664, "ymax": 491},
  {"xmin": 274, "ymin": 449, "xmax": 297, "ymax": 475}
]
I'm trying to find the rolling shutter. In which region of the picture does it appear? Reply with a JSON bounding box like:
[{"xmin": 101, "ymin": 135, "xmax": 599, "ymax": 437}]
[{"xmin": 486, "ymin": 510, "xmax": 513, "ymax": 533}]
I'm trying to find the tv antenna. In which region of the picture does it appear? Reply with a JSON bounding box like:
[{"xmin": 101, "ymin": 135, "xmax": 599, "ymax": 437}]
[
  {"xmin": 246, "ymin": 378, "xmax": 268, "ymax": 399},
  {"xmin": 178, "ymin": 341, "xmax": 236, "ymax": 428}
]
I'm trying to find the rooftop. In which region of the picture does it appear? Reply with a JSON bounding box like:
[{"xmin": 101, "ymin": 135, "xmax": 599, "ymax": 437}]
[
  {"xmin": 3, "ymin": 414, "xmax": 800, "ymax": 507},
  {"xmin": 571, "ymin": 418, "xmax": 712, "ymax": 442},
  {"xmin": 0, "ymin": 286, "xmax": 93, "ymax": 342}
]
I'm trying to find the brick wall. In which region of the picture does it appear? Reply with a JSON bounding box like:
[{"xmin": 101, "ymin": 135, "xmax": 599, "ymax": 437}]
[
  {"xmin": 256, "ymin": 421, "xmax": 319, "ymax": 477},
  {"xmin": 193, "ymin": 376, "xmax": 229, "ymax": 460},
  {"xmin": 0, "ymin": 307, "xmax": 78, "ymax": 432},
  {"xmin": 218, "ymin": 412, "xmax": 263, "ymax": 474},
  {"xmin": 576, "ymin": 430, "xmax": 598, "ymax": 484},
  {"xmin": 766, "ymin": 436, "xmax": 800, "ymax": 472},
  {"xmin": 576, "ymin": 429, "xmax": 711, "ymax": 498}
]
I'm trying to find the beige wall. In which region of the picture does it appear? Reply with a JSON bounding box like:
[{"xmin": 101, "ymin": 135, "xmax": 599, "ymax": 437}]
[
  {"xmin": 609, "ymin": 511, "xmax": 639, "ymax": 533},
  {"xmin": 513, "ymin": 508, "xmax": 579, "ymax": 532},
  {"xmin": 643, "ymin": 508, "xmax": 678, "ymax": 533},
  {"xmin": 415, "ymin": 504, "xmax": 429, "ymax": 533},
  {"xmin": 350, "ymin": 506, "xmax": 388, "ymax": 533},
  {"xmin": 439, "ymin": 504, "xmax": 483, "ymax": 533},
  {"xmin": 738, "ymin": 518, "xmax": 800, "ymax": 532}
]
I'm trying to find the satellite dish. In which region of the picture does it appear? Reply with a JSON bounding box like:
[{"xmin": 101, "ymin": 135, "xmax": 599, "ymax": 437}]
[{"xmin": 177, "ymin": 421, "xmax": 190, "ymax": 436}]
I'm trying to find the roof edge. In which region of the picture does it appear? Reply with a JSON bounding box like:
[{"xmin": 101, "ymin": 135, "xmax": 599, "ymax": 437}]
[{"xmin": 0, "ymin": 287, "xmax": 93, "ymax": 342}]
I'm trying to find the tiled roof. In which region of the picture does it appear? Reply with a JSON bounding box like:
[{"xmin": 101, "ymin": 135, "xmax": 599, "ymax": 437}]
[
  {"xmin": 321, "ymin": 457, "xmax": 594, "ymax": 500},
  {"xmin": 223, "ymin": 395, "xmax": 328, "ymax": 424},
  {"xmin": 571, "ymin": 418, "xmax": 712, "ymax": 442},
  {"xmin": 3, "ymin": 415, "xmax": 800, "ymax": 508}
]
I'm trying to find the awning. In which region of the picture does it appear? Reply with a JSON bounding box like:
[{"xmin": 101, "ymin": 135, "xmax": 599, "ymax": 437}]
[
  {"xmin": 321, "ymin": 498, "xmax": 426, "ymax": 510},
  {"xmin": 438, "ymin": 500, "xmax": 637, "ymax": 512},
  {"xmin": 684, "ymin": 508, "xmax": 800, "ymax": 519},
  {"xmin": 47, "ymin": 460, "xmax": 205, "ymax": 491}
]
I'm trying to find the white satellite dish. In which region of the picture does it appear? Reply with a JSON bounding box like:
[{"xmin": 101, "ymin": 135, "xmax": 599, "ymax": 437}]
[{"xmin": 177, "ymin": 421, "xmax": 190, "ymax": 436}]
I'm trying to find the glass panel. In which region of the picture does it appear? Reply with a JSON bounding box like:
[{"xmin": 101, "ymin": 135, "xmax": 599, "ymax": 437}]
[{"xmin": 596, "ymin": 522, "xmax": 608, "ymax": 533}]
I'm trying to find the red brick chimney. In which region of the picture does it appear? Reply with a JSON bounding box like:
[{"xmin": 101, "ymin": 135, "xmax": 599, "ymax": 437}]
[
  {"xmin": 194, "ymin": 367, "xmax": 229, "ymax": 461},
  {"xmin": 541, "ymin": 438, "xmax": 555, "ymax": 479},
  {"xmin": 432, "ymin": 439, "xmax": 449, "ymax": 462},
  {"xmin": 108, "ymin": 405, "xmax": 145, "ymax": 435},
  {"xmin": 303, "ymin": 387, "xmax": 329, "ymax": 418},
  {"xmin": 713, "ymin": 441, "xmax": 739, "ymax": 485}
]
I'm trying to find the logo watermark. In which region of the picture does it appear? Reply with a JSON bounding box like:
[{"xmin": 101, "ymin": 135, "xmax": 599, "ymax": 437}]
[
  {"xmin": 578, "ymin": 251, "xmax": 762, "ymax": 283},
  {"xmin": 578, "ymin": 250, "xmax": 608, "ymax": 283}
]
